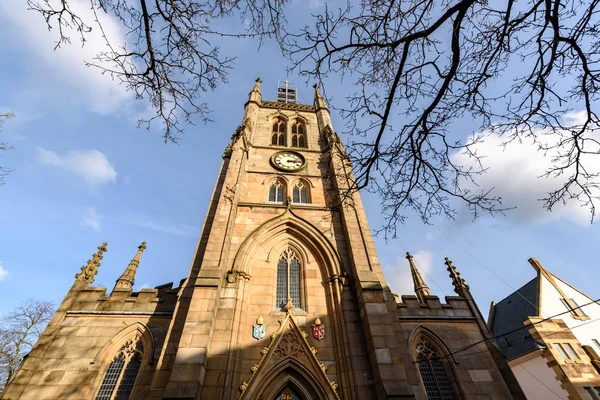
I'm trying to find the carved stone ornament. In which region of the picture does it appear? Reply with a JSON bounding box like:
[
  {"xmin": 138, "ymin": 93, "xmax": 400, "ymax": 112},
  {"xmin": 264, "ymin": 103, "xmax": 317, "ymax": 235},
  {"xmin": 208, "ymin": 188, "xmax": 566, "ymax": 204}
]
[
  {"xmin": 261, "ymin": 101, "xmax": 316, "ymax": 112},
  {"xmin": 75, "ymin": 242, "xmax": 108, "ymax": 285},
  {"xmin": 238, "ymin": 309, "xmax": 340, "ymax": 399},
  {"xmin": 223, "ymin": 184, "xmax": 236, "ymax": 203}
]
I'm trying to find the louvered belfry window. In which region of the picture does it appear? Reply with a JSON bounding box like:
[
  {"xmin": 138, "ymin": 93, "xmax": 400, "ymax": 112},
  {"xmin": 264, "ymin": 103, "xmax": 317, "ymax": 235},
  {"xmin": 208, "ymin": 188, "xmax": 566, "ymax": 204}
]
[
  {"xmin": 416, "ymin": 338, "xmax": 454, "ymax": 400},
  {"xmin": 276, "ymin": 249, "xmax": 301, "ymax": 309},
  {"xmin": 96, "ymin": 336, "xmax": 144, "ymax": 400}
]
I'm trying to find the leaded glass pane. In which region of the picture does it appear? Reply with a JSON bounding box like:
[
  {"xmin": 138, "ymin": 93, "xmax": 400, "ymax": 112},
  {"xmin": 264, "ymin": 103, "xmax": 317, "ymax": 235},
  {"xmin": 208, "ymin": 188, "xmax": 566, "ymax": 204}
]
[
  {"xmin": 114, "ymin": 352, "xmax": 142, "ymax": 399},
  {"xmin": 277, "ymin": 185, "xmax": 284, "ymax": 202},
  {"xmin": 279, "ymin": 123, "xmax": 285, "ymax": 133},
  {"xmin": 290, "ymin": 258, "xmax": 300, "ymax": 308},
  {"xmin": 300, "ymin": 187, "xmax": 307, "ymax": 203},
  {"xmin": 96, "ymin": 354, "xmax": 125, "ymax": 400},
  {"xmin": 416, "ymin": 339, "xmax": 454, "ymax": 400},
  {"xmin": 298, "ymin": 135, "xmax": 305, "ymax": 147},
  {"xmin": 292, "ymin": 125, "xmax": 297, "ymax": 134},
  {"xmin": 276, "ymin": 387, "xmax": 302, "ymax": 400},
  {"xmin": 278, "ymin": 133, "xmax": 285, "ymax": 146},
  {"xmin": 298, "ymin": 125, "xmax": 304, "ymax": 135},
  {"xmin": 276, "ymin": 258, "xmax": 288, "ymax": 309},
  {"xmin": 292, "ymin": 135, "xmax": 298, "ymax": 147},
  {"xmin": 432, "ymin": 359, "xmax": 454, "ymax": 399},
  {"xmin": 293, "ymin": 187, "xmax": 299, "ymax": 203},
  {"xmin": 272, "ymin": 133, "xmax": 278, "ymax": 145},
  {"xmin": 269, "ymin": 185, "xmax": 276, "ymax": 202},
  {"xmin": 418, "ymin": 357, "xmax": 440, "ymax": 400}
]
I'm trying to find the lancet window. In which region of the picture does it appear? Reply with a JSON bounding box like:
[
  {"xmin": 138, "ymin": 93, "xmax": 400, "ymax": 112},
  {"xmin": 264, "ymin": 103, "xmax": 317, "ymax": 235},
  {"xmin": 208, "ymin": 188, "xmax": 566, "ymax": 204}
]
[
  {"xmin": 96, "ymin": 335, "xmax": 144, "ymax": 400},
  {"xmin": 292, "ymin": 181, "xmax": 309, "ymax": 204},
  {"xmin": 291, "ymin": 121, "xmax": 306, "ymax": 148},
  {"xmin": 276, "ymin": 248, "xmax": 301, "ymax": 309},
  {"xmin": 268, "ymin": 180, "xmax": 286, "ymax": 202},
  {"xmin": 415, "ymin": 338, "xmax": 455, "ymax": 400},
  {"xmin": 272, "ymin": 119, "xmax": 286, "ymax": 146}
]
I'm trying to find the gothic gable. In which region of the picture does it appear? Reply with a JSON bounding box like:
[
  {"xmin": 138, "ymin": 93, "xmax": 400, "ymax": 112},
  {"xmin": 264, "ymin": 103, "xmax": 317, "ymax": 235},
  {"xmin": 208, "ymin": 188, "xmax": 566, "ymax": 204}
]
[{"xmin": 239, "ymin": 309, "xmax": 340, "ymax": 400}]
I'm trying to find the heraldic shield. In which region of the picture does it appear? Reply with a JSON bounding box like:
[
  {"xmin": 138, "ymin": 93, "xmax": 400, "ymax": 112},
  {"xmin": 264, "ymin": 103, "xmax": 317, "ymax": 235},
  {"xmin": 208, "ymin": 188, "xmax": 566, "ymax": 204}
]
[
  {"xmin": 252, "ymin": 323, "xmax": 266, "ymax": 340},
  {"xmin": 312, "ymin": 324, "xmax": 325, "ymax": 341}
]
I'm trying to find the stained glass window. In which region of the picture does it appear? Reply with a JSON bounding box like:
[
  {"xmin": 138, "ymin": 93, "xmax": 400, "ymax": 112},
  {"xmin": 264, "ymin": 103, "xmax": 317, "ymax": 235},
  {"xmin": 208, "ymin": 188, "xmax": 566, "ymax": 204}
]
[
  {"xmin": 276, "ymin": 387, "xmax": 302, "ymax": 400},
  {"xmin": 276, "ymin": 249, "xmax": 302, "ymax": 310},
  {"xmin": 95, "ymin": 337, "xmax": 144, "ymax": 400},
  {"xmin": 415, "ymin": 338, "xmax": 454, "ymax": 400}
]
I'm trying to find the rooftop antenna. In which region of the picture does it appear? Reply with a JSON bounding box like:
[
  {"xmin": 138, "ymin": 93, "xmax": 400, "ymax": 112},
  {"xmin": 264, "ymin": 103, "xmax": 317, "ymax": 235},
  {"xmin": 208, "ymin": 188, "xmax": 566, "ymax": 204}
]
[{"xmin": 277, "ymin": 80, "xmax": 297, "ymax": 103}]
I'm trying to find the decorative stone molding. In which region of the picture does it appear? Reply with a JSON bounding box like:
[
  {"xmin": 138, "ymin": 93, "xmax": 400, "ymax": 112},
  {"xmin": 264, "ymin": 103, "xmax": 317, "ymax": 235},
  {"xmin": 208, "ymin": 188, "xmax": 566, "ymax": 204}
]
[
  {"xmin": 238, "ymin": 306, "xmax": 340, "ymax": 399},
  {"xmin": 261, "ymin": 101, "xmax": 316, "ymax": 112}
]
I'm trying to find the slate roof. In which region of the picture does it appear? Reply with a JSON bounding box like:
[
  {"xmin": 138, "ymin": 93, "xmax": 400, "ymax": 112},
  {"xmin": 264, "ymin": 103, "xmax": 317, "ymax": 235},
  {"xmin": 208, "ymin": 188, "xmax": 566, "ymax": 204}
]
[{"xmin": 489, "ymin": 278, "xmax": 544, "ymax": 360}]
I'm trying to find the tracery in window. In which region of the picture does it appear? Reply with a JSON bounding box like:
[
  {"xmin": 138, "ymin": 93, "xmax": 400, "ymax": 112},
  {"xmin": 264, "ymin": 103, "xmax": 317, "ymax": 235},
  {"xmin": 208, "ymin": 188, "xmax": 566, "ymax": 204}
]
[
  {"xmin": 269, "ymin": 180, "xmax": 286, "ymax": 202},
  {"xmin": 276, "ymin": 248, "xmax": 301, "ymax": 309},
  {"xmin": 291, "ymin": 121, "xmax": 306, "ymax": 148},
  {"xmin": 292, "ymin": 181, "xmax": 309, "ymax": 204},
  {"xmin": 272, "ymin": 119, "xmax": 286, "ymax": 146},
  {"xmin": 415, "ymin": 338, "xmax": 454, "ymax": 400},
  {"xmin": 96, "ymin": 335, "xmax": 144, "ymax": 400}
]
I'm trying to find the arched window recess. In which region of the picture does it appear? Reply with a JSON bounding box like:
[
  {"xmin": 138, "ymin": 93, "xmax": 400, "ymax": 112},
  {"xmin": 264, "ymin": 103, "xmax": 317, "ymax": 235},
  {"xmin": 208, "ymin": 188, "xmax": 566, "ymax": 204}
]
[
  {"xmin": 276, "ymin": 248, "xmax": 302, "ymax": 310},
  {"xmin": 414, "ymin": 336, "xmax": 457, "ymax": 400},
  {"xmin": 272, "ymin": 118, "xmax": 286, "ymax": 146},
  {"xmin": 292, "ymin": 181, "xmax": 310, "ymax": 204},
  {"xmin": 95, "ymin": 334, "xmax": 144, "ymax": 400},
  {"xmin": 268, "ymin": 179, "xmax": 286, "ymax": 203},
  {"xmin": 291, "ymin": 121, "xmax": 306, "ymax": 148}
]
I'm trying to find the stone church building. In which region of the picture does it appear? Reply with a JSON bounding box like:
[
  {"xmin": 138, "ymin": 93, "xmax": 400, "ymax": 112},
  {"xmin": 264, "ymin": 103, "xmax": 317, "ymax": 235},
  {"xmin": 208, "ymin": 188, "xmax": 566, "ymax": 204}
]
[{"xmin": 2, "ymin": 80, "xmax": 526, "ymax": 399}]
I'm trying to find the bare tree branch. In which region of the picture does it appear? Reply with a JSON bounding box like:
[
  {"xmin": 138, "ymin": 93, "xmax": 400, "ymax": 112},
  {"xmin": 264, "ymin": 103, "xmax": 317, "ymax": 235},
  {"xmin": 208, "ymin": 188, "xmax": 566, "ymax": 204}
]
[{"xmin": 0, "ymin": 300, "xmax": 54, "ymax": 390}]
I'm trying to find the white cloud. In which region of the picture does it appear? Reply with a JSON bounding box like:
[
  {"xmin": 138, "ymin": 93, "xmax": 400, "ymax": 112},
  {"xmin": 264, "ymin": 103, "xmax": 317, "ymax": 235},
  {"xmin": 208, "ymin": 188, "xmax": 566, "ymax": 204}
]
[
  {"xmin": 425, "ymin": 232, "xmax": 435, "ymax": 241},
  {"xmin": 384, "ymin": 250, "xmax": 434, "ymax": 297},
  {"xmin": 37, "ymin": 147, "xmax": 117, "ymax": 186},
  {"xmin": 83, "ymin": 207, "xmax": 101, "ymax": 231},
  {"xmin": 0, "ymin": 0, "xmax": 133, "ymax": 115},
  {"xmin": 0, "ymin": 261, "xmax": 9, "ymax": 282},
  {"xmin": 451, "ymin": 115, "xmax": 600, "ymax": 225}
]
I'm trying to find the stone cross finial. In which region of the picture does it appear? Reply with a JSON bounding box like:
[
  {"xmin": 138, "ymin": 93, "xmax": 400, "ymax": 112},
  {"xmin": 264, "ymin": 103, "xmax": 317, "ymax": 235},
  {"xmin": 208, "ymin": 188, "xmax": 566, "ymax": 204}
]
[
  {"xmin": 75, "ymin": 242, "xmax": 108, "ymax": 285},
  {"xmin": 445, "ymin": 257, "xmax": 470, "ymax": 295},
  {"xmin": 406, "ymin": 252, "xmax": 431, "ymax": 303}
]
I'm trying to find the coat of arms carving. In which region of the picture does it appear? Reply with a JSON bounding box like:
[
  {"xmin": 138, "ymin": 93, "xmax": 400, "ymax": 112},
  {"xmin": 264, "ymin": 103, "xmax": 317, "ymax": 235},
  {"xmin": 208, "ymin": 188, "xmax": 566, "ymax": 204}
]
[
  {"xmin": 312, "ymin": 317, "xmax": 325, "ymax": 341},
  {"xmin": 252, "ymin": 315, "xmax": 266, "ymax": 340}
]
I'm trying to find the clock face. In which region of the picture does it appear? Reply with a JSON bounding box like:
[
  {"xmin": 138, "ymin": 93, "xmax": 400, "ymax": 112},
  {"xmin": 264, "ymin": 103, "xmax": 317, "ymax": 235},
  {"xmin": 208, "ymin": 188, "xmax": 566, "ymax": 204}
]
[{"xmin": 271, "ymin": 151, "xmax": 305, "ymax": 172}]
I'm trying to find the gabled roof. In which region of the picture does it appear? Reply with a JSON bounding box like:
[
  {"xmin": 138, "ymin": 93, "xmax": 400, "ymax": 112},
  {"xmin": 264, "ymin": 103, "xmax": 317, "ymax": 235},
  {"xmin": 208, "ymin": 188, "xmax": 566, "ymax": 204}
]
[{"xmin": 489, "ymin": 278, "xmax": 541, "ymax": 360}]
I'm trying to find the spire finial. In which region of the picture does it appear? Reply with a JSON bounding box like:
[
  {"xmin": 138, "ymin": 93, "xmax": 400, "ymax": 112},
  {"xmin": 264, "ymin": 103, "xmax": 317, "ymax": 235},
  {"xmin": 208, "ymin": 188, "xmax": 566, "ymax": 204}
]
[
  {"xmin": 75, "ymin": 242, "xmax": 108, "ymax": 286},
  {"xmin": 247, "ymin": 78, "xmax": 262, "ymax": 104},
  {"xmin": 445, "ymin": 257, "xmax": 470, "ymax": 295},
  {"xmin": 406, "ymin": 252, "xmax": 431, "ymax": 303},
  {"xmin": 113, "ymin": 242, "xmax": 147, "ymax": 291},
  {"xmin": 314, "ymin": 83, "xmax": 328, "ymax": 110}
]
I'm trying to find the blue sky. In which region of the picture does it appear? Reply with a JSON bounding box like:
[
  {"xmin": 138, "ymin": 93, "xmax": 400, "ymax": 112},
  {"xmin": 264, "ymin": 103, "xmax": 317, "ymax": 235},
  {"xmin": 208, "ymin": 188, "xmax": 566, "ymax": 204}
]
[{"xmin": 1, "ymin": 0, "xmax": 599, "ymax": 319}]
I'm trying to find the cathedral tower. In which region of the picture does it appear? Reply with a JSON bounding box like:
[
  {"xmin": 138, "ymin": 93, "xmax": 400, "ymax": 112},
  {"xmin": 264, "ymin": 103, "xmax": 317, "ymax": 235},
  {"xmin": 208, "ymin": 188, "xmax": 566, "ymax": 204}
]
[{"xmin": 1, "ymin": 79, "xmax": 524, "ymax": 400}]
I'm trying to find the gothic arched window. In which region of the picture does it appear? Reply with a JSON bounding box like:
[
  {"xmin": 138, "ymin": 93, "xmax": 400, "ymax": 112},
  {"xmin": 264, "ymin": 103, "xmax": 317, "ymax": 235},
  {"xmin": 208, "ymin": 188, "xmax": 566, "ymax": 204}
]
[
  {"xmin": 291, "ymin": 121, "xmax": 306, "ymax": 148},
  {"xmin": 292, "ymin": 181, "xmax": 309, "ymax": 204},
  {"xmin": 272, "ymin": 119, "xmax": 286, "ymax": 146},
  {"xmin": 415, "ymin": 338, "xmax": 455, "ymax": 400},
  {"xmin": 96, "ymin": 336, "xmax": 144, "ymax": 400},
  {"xmin": 268, "ymin": 180, "xmax": 286, "ymax": 202},
  {"xmin": 276, "ymin": 248, "xmax": 301, "ymax": 309}
]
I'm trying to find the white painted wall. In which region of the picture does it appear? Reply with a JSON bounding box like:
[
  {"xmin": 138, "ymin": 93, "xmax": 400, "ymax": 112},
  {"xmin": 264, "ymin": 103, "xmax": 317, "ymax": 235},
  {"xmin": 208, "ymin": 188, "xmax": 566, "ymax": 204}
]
[
  {"xmin": 512, "ymin": 356, "xmax": 569, "ymax": 400},
  {"xmin": 539, "ymin": 275, "xmax": 600, "ymax": 352}
]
